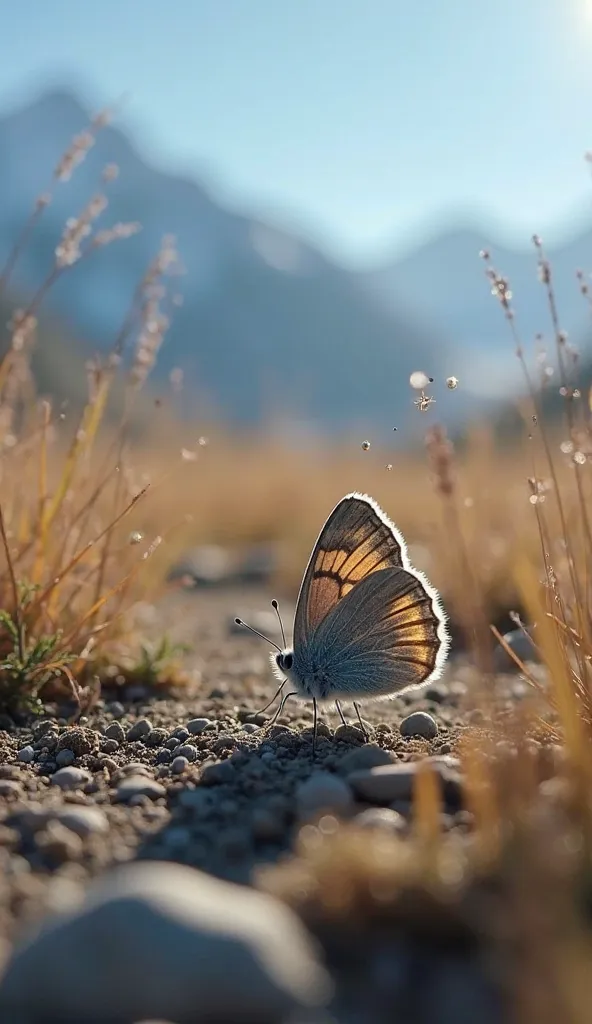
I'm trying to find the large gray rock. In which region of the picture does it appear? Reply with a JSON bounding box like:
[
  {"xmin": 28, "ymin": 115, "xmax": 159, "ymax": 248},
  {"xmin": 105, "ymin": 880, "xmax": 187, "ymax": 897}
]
[{"xmin": 0, "ymin": 861, "xmax": 331, "ymax": 1023}]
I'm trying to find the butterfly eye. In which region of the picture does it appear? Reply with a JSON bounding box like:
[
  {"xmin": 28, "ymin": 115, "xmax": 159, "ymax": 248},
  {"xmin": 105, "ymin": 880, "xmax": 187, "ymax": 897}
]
[{"xmin": 283, "ymin": 652, "xmax": 293, "ymax": 670}]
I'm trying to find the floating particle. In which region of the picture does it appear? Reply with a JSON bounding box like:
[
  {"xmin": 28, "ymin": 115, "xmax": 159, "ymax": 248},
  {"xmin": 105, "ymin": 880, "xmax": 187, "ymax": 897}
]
[
  {"xmin": 181, "ymin": 448, "xmax": 197, "ymax": 461},
  {"xmin": 385, "ymin": 463, "xmax": 393, "ymax": 471},
  {"xmin": 573, "ymin": 451, "xmax": 586, "ymax": 465},
  {"xmin": 446, "ymin": 376, "xmax": 459, "ymax": 390},
  {"xmin": 392, "ymin": 426, "xmax": 398, "ymax": 432},
  {"xmin": 410, "ymin": 371, "xmax": 433, "ymax": 390},
  {"xmin": 413, "ymin": 391, "xmax": 436, "ymax": 413},
  {"xmin": 361, "ymin": 440, "xmax": 371, "ymax": 451},
  {"xmin": 129, "ymin": 531, "xmax": 143, "ymax": 545},
  {"xmin": 198, "ymin": 436, "xmax": 209, "ymax": 447}
]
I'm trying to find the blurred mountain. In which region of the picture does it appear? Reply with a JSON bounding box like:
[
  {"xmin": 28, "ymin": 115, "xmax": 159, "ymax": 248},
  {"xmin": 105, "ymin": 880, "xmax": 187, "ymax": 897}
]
[
  {"xmin": 362, "ymin": 224, "xmax": 592, "ymax": 400},
  {"xmin": 0, "ymin": 88, "xmax": 443, "ymax": 434}
]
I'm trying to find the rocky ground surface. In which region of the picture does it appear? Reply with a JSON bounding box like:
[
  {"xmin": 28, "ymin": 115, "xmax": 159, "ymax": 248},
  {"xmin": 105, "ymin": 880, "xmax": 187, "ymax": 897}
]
[{"xmin": 0, "ymin": 586, "xmax": 546, "ymax": 1024}]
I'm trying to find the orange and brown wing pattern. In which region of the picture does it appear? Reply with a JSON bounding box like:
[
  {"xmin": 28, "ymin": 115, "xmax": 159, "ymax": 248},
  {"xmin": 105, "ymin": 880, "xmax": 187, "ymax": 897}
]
[{"xmin": 294, "ymin": 493, "xmax": 409, "ymax": 645}]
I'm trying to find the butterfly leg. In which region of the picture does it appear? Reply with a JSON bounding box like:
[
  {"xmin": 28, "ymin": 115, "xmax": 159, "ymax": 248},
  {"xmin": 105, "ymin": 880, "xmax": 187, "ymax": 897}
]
[
  {"xmin": 312, "ymin": 697, "xmax": 318, "ymax": 755},
  {"xmin": 255, "ymin": 679, "xmax": 286, "ymax": 716},
  {"xmin": 353, "ymin": 701, "xmax": 370, "ymax": 741},
  {"xmin": 335, "ymin": 700, "xmax": 347, "ymax": 727},
  {"xmin": 264, "ymin": 689, "xmax": 297, "ymax": 731}
]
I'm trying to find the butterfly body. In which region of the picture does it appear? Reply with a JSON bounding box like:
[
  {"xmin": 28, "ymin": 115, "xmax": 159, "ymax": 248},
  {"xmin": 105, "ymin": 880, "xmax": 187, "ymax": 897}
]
[{"xmin": 273, "ymin": 493, "xmax": 449, "ymax": 706}]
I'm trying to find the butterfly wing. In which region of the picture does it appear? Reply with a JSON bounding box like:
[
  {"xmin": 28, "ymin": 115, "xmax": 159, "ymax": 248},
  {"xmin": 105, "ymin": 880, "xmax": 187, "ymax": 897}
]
[
  {"xmin": 310, "ymin": 565, "xmax": 449, "ymax": 699},
  {"xmin": 293, "ymin": 493, "xmax": 411, "ymax": 650}
]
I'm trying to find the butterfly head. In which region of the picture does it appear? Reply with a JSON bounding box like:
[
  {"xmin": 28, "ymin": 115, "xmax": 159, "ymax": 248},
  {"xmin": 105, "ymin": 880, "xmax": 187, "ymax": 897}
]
[
  {"xmin": 272, "ymin": 647, "xmax": 303, "ymax": 690},
  {"xmin": 275, "ymin": 648, "xmax": 294, "ymax": 674}
]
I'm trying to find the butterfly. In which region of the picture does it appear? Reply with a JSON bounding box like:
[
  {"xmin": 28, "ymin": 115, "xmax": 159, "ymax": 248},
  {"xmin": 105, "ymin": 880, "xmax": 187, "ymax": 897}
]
[{"xmin": 236, "ymin": 492, "xmax": 449, "ymax": 748}]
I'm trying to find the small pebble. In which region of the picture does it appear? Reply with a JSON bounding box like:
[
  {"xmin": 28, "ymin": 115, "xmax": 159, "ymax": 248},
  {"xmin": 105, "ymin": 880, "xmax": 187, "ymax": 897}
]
[
  {"xmin": 296, "ymin": 772, "xmax": 353, "ymax": 819},
  {"xmin": 36, "ymin": 821, "xmax": 83, "ymax": 864},
  {"xmin": 50, "ymin": 767, "xmax": 91, "ymax": 791},
  {"xmin": 493, "ymin": 627, "xmax": 538, "ymax": 671},
  {"xmin": 115, "ymin": 776, "xmax": 166, "ymax": 803},
  {"xmin": 101, "ymin": 739, "xmax": 120, "ymax": 754},
  {"xmin": 104, "ymin": 722, "xmax": 125, "ymax": 743},
  {"xmin": 117, "ymin": 763, "xmax": 153, "ymax": 777},
  {"xmin": 241, "ymin": 723, "xmax": 260, "ymax": 734},
  {"xmin": 145, "ymin": 728, "xmax": 169, "ymax": 748},
  {"xmin": 187, "ymin": 718, "xmax": 211, "ymax": 735},
  {"xmin": 171, "ymin": 727, "xmax": 190, "ymax": 742},
  {"xmin": 55, "ymin": 749, "xmax": 76, "ymax": 768},
  {"xmin": 175, "ymin": 744, "xmax": 198, "ymax": 762},
  {"xmin": 17, "ymin": 746, "xmax": 34, "ymax": 764},
  {"xmin": 354, "ymin": 807, "xmax": 407, "ymax": 833},
  {"xmin": 400, "ymin": 712, "xmax": 438, "ymax": 740},
  {"xmin": 333, "ymin": 724, "xmax": 365, "ymax": 743},
  {"xmin": 201, "ymin": 760, "xmax": 235, "ymax": 785},
  {"xmin": 55, "ymin": 807, "xmax": 109, "ymax": 838},
  {"xmin": 0, "ymin": 780, "xmax": 22, "ymax": 797},
  {"xmin": 106, "ymin": 701, "xmax": 125, "ymax": 718},
  {"xmin": 124, "ymin": 684, "xmax": 148, "ymax": 701},
  {"xmin": 337, "ymin": 744, "xmax": 394, "ymax": 775},
  {"xmin": 126, "ymin": 719, "xmax": 152, "ymax": 742},
  {"xmin": 171, "ymin": 756, "xmax": 189, "ymax": 775}
]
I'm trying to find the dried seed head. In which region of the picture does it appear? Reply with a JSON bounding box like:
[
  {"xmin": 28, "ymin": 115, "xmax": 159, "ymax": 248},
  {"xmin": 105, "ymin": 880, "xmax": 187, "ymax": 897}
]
[
  {"xmin": 361, "ymin": 440, "xmax": 371, "ymax": 451},
  {"xmin": 54, "ymin": 131, "xmax": 96, "ymax": 182},
  {"xmin": 446, "ymin": 376, "xmax": 459, "ymax": 390},
  {"xmin": 102, "ymin": 163, "xmax": 119, "ymax": 182},
  {"xmin": 414, "ymin": 391, "xmax": 436, "ymax": 413},
  {"xmin": 55, "ymin": 193, "xmax": 108, "ymax": 267},
  {"xmin": 93, "ymin": 222, "xmax": 141, "ymax": 247}
]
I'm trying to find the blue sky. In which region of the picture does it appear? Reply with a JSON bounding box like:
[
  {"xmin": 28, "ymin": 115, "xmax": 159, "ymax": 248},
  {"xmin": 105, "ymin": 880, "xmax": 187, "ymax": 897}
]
[{"xmin": 1, "ymin": 0, "xmax": 592, "ymax": 265}]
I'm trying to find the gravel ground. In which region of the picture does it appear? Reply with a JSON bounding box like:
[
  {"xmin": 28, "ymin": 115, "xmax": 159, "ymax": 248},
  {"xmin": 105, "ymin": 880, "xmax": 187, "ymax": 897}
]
[{"xmin": 0, "ymin": 585, "xmax": 547, "ymax": 1023}]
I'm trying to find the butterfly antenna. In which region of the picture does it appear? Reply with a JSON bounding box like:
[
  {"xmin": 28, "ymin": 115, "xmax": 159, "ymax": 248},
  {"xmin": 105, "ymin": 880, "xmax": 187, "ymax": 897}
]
[
  {"xmin": 234, "ymin": 617, "xmax": 282, "ymax": 653},
  {"xmin": 271, "ymin": 599, "xmax": 287, "ymax": 649}
]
